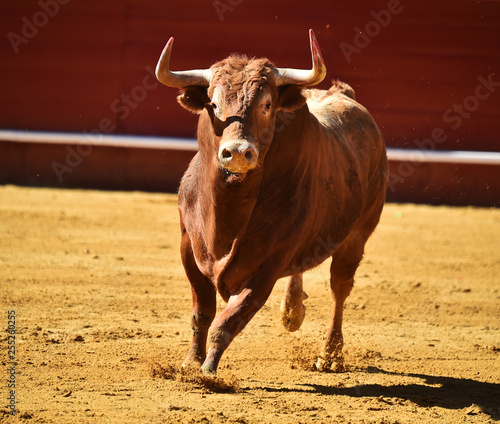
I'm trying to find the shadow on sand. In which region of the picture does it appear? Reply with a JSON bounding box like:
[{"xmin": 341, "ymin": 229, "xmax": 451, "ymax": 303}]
[{"xmin": 258, "ymin": 367, "xmax": 500, "ymax": 420}]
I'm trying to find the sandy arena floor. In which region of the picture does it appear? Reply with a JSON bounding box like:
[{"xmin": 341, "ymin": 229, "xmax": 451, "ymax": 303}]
[{"xmin": 0, "ymin": 185, "xmax": 499, "ymax": 423}]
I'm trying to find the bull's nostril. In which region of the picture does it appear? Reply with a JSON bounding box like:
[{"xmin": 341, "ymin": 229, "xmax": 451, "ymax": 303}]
[
  {"xmin": 221, "ymin": 149, "xmax": 232, "ymax": 159},
  {"xmin": 219, "ymin": 141, "xmax": 258, "ymax": 172}
]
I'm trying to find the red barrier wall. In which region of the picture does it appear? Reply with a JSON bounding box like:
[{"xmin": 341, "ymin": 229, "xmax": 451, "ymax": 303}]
[
  {"xmin": 1, "ymin": 0, "xmax": 499, "ymax": 151},
  {"xmin": 0, "ymin": 140, "xmax": 193, "ymax": 193}
]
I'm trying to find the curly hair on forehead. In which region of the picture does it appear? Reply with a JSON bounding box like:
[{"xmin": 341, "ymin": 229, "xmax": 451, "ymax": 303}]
[{"xmin": 209, "ymin": 55, "xmax": 278, "ymax": 103}]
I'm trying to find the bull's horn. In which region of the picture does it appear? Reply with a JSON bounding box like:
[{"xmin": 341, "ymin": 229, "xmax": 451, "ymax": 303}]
[
  {"xmin": 275, "ymin": 29, "xmax": 327, "ymax": 87},
  {"xmin": 156, "ymin": 37, "xmax": 211, "ymax": 88}
]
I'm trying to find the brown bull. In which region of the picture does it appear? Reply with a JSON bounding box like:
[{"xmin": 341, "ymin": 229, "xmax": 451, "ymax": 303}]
[{"xmin": 156, "ymin": 30, "xmax": 388, "ymax": 375}]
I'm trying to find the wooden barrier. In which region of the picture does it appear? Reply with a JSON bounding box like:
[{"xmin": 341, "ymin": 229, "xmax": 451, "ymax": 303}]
[{"xmin": 1, "ymin": 131, "xmax": 499, "ymax": 206}]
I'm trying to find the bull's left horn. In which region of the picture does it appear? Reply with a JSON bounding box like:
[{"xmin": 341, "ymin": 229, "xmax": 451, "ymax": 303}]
[
  {"xmin": 275, "ymin": 29, "xmax": 327, "ymax": 87},
  {"xmin": 156, "ymin": 37, "xmax": 211, "ymax": 88}
]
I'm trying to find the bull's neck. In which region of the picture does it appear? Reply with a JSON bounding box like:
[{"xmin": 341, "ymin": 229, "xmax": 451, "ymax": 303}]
[{"xmin": 199, "ymin": 149, "xmax": 262, "ymax": 261}]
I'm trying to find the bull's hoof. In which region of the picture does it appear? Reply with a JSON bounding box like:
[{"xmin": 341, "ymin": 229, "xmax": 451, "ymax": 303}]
[
  {"xmin": 315, "ymin": 355, "xmax": 347, "ymax": 373},
  {"xmin": 281, "ymin": 305, "xmax": 306, "ymax": 332},
  {"xmin": 315, "ymin": 356, "xmax": 329, "ymax": 372},
  {"xmin": 280, "ymin": 293, "xmax": 307, "ymax": 332},
  {"xmin": 182, "ymin": 350, "xmax": 204, "ymax": 370},
  {"xmin": 200, "ymin": 362, "xmax": 217, "ymax": 376}
]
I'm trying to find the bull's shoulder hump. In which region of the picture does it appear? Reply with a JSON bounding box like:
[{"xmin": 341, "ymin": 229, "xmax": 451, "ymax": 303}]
[{"xmin": 304, "ymin": 89, "xmax": 368, "ymax": 130}]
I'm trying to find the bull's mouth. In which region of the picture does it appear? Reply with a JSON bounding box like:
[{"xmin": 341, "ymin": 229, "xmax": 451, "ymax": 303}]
[{"xmin": 220, "ymin": 168, "xmax": 246, "ymax": 184}]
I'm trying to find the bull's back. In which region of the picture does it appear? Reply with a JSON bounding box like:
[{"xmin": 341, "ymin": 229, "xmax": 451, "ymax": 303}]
[
  {"xmin": 305, "ymin": 85, "xmax": 387, "ymax": 202},
  {"xmin": 274, "ymin": 84, "xmax": 387, "ymax": 275}
]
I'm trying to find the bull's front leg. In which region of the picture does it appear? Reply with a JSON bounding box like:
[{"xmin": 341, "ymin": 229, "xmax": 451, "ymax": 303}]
[
  {"xmin": 201, "ymin": 281, "xmax": 274, "ymax": 375},
  {"xmin": 180, "ymin": 232, "xmax": 216, "ymax": 368}
]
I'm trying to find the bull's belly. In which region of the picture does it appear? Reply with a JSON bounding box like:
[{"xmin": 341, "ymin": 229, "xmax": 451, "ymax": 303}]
[{"xmin": 282, "ymin": 226, "xmax": 354, "ymax": 278}]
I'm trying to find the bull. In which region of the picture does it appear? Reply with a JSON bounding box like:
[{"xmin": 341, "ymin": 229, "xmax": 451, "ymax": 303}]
[{"xmin": 155, "ymin": 30, "xmax": 388, "ymax": 375}]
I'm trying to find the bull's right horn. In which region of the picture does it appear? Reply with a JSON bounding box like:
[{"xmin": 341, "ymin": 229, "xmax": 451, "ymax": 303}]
[{"xmin": 156, "ymin": 37, "xmax": 211, "ymax": 88}]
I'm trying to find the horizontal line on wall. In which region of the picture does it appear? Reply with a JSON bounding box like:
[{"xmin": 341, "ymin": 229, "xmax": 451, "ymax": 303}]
[
  {"xmin": 0, "ymin": 129, "xmax": 199, "ymax": 151},
  {"xmin": 387, "ymin": 148, "xmax": 500, "ymax": 165},
  {"xmin": 1, "ymin": 129, "xmax": 500, "ymax": 165}
]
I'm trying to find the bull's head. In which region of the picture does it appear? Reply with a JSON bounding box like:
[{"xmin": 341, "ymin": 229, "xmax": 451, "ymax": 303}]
[{"xmin": 156, "ymin": 30, "xmax": 326, "ymax": 179}]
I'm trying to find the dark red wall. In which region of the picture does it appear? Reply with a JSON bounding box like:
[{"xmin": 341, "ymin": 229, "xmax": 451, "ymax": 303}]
[
  {"xmin": 1, "ymin": 0, "xmax": 499, "ymax": 151},
  {"xmin": 0, "ymin": 140, "xmax": 194, "ymax": 193}
]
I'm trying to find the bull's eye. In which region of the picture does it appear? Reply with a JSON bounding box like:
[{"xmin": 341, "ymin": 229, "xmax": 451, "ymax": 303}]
[
  {"xmin": 265, "ymin": 102, "xmax": 272, "ymax": 110},
  {"xmin": 210, "ymin": 102, "xmax": 218, "ymax": 110}
]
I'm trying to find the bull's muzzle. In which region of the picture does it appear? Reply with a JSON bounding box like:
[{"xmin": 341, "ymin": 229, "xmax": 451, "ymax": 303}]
[{"xmin": 218, "ymin": 140, "xmax": 258, "ymax": 174}]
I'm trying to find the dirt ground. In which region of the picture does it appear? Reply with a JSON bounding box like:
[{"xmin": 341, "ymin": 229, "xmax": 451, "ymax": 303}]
[{"xmin": 0, "ymin": 185, "xmax": 499, "ymax": 424}]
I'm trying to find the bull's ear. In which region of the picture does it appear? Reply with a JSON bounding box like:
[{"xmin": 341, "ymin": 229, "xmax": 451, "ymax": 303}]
[
  {"xmin": 177, "ymin": 87, "xmax": 209, "ymax": 114},
  {"xmin": 277, "ymin": 85, "xmax": 306, "ymax": 112}
]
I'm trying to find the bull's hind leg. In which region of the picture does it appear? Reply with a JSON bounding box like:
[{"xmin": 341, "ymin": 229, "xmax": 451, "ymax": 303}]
[
  {"xmin": 281, "ymin": 274, "xmax": 308, "ymax": 332},
  {"xmin": 180, "ymin": 231, "xmax": 216, "ymax": 369},
  {"xmin": 316, "ymin": 234, "xmax": 365, "ymax": 372}
]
